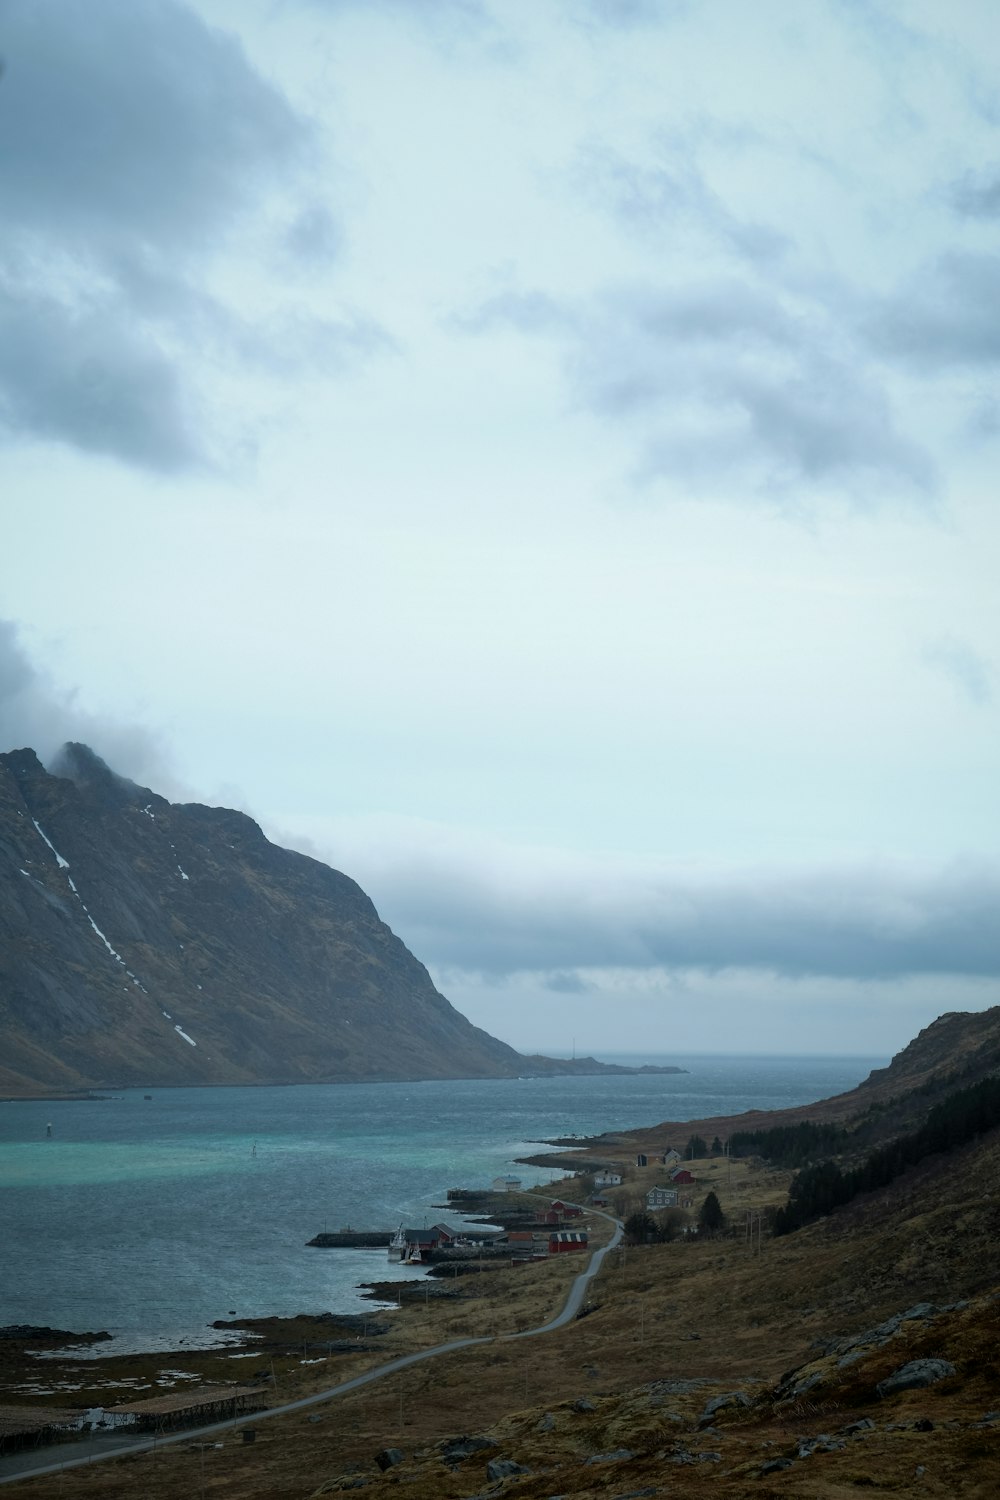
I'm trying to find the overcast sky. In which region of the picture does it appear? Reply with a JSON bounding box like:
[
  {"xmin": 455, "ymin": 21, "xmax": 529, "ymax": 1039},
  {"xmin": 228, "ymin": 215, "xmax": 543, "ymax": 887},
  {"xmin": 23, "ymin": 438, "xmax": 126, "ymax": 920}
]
[{"xmin": 1, "ymin": 0, "xmax": 998, "ymax": 1058}]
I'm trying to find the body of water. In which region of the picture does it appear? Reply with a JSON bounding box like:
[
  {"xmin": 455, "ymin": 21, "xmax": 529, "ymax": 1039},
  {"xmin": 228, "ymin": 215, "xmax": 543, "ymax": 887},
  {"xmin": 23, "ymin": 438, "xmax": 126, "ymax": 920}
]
[{"xmin": 0, "ymin": 1055, "xmax": 884, "ymax": 1351}]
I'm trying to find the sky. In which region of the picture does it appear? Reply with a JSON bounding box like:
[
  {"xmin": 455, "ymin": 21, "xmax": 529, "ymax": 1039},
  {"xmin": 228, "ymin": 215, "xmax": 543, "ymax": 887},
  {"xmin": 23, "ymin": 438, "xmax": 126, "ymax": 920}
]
[{"xmin": 1, "ymin": 0, "xmax": 998, "ymax": 1059}]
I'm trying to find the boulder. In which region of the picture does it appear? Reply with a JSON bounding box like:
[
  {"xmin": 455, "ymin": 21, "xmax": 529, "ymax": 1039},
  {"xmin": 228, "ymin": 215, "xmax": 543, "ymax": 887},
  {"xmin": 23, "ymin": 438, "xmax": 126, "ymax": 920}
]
[
  {"xmin": 797, "ymin": 1435, "xmax": 844, "ymax": 1458},
  {"xmin": 698, "ymin": 1390, "xmax": 751, "ymax": 1426},
  {"xmin": 485, "ymin": 1458, "xmax": 531, "ymax": 1482},
  {"xmin": 374, "ymin": 1448, "xmax": 404, "ymax": 1472},
  {"xmin": 440, "ymin": 1435, "xmax": 498, "ymax": 1461},
  {"xmin": 876, "ymin": 1359, "xmax": 956, "ymax": 1399},
  {"xmin": 585, "ymin": 1449, "xmax": 635, "ymax": 1464}
]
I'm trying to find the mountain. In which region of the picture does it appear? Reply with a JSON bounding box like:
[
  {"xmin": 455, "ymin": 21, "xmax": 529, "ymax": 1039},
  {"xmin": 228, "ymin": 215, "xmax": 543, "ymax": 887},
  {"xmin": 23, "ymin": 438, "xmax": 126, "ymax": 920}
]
[{"xmin": 1, "ymin": 743, "xmax": 659, "ymax": 1095}]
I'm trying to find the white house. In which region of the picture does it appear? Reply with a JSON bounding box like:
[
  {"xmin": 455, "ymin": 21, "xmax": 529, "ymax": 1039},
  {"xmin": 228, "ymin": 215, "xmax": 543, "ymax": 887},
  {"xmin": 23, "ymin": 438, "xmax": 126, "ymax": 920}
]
[
  {"xmin": 594, "ymin": 1171, "xmax": 623, "ymax": 1189},
  {"xmin": 492, "ymin": 1175, "xmax": 523, "ymax": 1193},
  {"xmin": 646, "ymin": 1185, "xmax": 679, "ymax": 1210},
  {"xmin": 661, "ymin": 1148, "xmax": 681, "ymax": 1167}
]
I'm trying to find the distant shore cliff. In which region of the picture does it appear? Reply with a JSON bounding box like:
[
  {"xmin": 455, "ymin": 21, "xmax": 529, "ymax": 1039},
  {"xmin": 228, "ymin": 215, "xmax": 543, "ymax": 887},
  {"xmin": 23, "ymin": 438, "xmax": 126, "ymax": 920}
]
[{"xmin": 0, "ymin": 744, "xmax": 683, "ymax": 1094}]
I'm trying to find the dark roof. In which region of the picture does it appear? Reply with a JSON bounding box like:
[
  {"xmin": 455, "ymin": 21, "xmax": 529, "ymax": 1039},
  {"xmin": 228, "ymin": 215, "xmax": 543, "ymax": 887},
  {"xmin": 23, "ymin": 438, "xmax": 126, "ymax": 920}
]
[
  {"xmin": 107, "ymin": 1385, "xmax": 266, "ymax": 1417},
  {"xmin": 0, "ymin": 1406, "xmax": 80, "ymax": 1439}
]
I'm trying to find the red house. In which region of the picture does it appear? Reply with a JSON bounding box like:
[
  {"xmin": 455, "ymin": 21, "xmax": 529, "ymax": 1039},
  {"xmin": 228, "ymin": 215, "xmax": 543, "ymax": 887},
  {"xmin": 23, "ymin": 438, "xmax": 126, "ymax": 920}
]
[
  {"xmin": 548, "ymin": 1231, "xmax": 588, "ymax": 1254},
  {"xmin": 669, "ymin": 1168, "xmax": 694, "ymax": 1185}
]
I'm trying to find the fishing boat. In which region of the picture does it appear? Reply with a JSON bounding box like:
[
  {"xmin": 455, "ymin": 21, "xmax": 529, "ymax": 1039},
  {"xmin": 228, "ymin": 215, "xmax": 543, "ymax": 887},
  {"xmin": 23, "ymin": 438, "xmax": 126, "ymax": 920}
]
[{"xmin": 388, "ymin": 1223, "xmax": 406, "ymax": 1261}]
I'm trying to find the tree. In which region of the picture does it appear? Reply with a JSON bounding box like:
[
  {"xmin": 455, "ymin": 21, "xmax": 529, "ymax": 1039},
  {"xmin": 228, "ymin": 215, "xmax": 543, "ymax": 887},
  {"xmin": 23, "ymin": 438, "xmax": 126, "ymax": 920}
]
[
  {"xmin": 659, "ymin": 1207, "xmax": 689, "ymax": 1243},
  {"xmin": 698, "ymin": 1190, "xmax": 725, "ymax": 1236},
  {"xmin": 686, "ymin": 1134, "xmax": 708, "ymax": 1159},
  {"xmin": 710, "ymin": 1136, "xmax": 724, "ymax": 1156},
  {"xmin": 623, "ymin": 1211, "xmax": 658, "ymax": 1245}
]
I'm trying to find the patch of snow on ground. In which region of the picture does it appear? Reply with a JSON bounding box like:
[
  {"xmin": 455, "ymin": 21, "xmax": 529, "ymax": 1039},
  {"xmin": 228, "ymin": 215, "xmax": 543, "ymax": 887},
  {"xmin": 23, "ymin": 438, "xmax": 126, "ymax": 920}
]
[
  {"xmin": 32, "ymin": 819, "xmax": 70, "ymax": 868},
  {"xmin": 177, "ymin": 865, "xmax": 189, "ymax": 880},
  {"xmin": 174, "ymin": 1025, "xmax": 197, "ymax": 1047},
  {"xmin": 86, "ymin": 914, "xmax": 126, "ymax": 964},
  {"xmin": 162, "ymin": 1011, "xmax": 172, "ymax": 1020},
  {"xmin": 142, "ymin": 805, "xmax": 156, "ymax": 819}
]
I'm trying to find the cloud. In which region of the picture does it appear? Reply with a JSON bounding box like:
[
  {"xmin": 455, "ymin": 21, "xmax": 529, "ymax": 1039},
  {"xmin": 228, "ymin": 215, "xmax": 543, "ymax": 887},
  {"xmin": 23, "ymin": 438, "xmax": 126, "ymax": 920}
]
[
  {"xmin": 283, "ymin": 817, "xmax": 1000, "ymax": 987},
  {"xmin": 0, "ymin": 619, "xmax": 181, "ymax": 794},
  {"xmin": 575, "ymin": 144, "xmax": 788, "ymax": 264},
  {"xmin": 949, "ymin": 169, "xmax": 1000, "ymax": 219},
  {"xmin": 0, "ymin": 283, "xmax": 199, "ymax": 471},
  {"xmin": 302, "ymin": 0, "xmax": 497, "ymax": 48},
  {"xmin": 458, "ymin": 275, "xmax": 934, "ymax": 501},
  {"xmin": 922, "ymin": 636, "xmax": 994, "ymax": 705},
  {"xmin": 0, "ymin": 0, "xmax": 371, "ymax": 471},
  {"xmin": 567, "ymin": 0, "xmax": 688, "ymax": 31},
  {"xmin": 542, "ymin": 971, "xmax": 594, "ymax": 994},
  {"xmin": 382, "ymin": 853, "xmax": 1000, "ymax": 983},
  {"xmin": 870, "ymin": 252, "xmax": 1000, "ymax": 369}
]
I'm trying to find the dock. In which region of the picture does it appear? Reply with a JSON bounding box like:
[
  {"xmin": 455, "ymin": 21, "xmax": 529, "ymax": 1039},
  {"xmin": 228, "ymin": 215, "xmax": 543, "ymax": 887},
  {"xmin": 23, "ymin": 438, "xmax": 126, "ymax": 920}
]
[{"xmin": 307, "ymin": 1230, "xmax": 392, "ymax": 1248}]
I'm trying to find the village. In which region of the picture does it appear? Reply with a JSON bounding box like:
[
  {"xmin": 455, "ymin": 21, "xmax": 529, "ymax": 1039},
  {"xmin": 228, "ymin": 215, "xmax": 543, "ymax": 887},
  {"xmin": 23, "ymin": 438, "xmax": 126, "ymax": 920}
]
[{"xmin": 307, "ymin": 1144, "xmax": 704, "ymax": 1272}]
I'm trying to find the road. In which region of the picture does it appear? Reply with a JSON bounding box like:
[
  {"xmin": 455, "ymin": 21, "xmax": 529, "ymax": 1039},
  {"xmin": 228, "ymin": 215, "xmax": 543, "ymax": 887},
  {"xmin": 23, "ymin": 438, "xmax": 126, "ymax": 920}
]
[{"xmin": 0, "ymin": 1209, "xmax": 623, "ymax": 1487}]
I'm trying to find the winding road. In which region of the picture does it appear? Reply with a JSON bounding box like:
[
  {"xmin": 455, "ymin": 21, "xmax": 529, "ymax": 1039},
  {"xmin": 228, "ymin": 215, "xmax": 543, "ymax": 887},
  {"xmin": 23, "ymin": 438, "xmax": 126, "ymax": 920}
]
[{"xmin": 0, "ymin": 1210, "xmax": 623, "ymax": 1487}]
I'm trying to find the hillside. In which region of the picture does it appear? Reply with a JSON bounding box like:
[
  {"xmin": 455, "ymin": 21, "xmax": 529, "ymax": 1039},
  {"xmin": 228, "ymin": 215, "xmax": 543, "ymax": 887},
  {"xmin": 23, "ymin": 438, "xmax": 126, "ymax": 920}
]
[
  {"xmin": 1, "ymin": 743, "xmax": 644, "ymax": 1094},
  {"xmin": 560, "ymin": 1004, "xmax": 1000, "ymax": 1164}
]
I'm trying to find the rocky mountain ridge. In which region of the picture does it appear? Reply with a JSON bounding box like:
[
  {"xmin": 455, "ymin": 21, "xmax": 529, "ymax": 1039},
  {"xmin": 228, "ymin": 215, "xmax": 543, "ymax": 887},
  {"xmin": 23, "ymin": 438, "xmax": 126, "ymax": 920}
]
[{"xmin": 0, "ymin": 743, "xmax": 676, "ymax": 1095}]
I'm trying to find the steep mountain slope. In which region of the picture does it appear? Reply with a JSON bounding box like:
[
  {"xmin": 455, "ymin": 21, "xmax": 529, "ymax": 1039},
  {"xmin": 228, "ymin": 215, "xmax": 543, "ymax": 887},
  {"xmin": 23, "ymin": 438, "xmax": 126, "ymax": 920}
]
[{"xmin": 0, "ymin": 743, "xmax": 530, "ymax": 1093}]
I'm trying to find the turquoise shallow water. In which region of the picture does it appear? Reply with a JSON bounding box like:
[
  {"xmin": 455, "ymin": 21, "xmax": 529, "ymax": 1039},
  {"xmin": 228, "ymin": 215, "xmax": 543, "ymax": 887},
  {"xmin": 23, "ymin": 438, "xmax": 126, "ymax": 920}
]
[{"xmin": 0, "ymin": 1055, "xmax": 883, "ymax": 1350}]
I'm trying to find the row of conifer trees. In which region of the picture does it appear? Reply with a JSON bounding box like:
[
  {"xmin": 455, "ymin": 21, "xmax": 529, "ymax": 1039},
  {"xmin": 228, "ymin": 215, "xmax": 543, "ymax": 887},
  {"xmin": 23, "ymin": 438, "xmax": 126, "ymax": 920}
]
[{"xmin": 773, "ymin": 1074, "xmax": 1000, "ymax": 1235}]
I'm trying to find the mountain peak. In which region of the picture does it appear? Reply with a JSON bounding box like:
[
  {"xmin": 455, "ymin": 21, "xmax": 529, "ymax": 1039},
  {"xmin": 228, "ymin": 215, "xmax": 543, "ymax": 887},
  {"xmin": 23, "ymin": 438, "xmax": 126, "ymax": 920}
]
[{"xmin": 50, "ymin": 741, "xmax": 164, "ymax": 811}]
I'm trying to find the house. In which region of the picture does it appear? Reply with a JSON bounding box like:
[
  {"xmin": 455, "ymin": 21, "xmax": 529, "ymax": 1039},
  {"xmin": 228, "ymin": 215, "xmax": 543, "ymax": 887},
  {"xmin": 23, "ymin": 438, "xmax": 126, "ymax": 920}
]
[
  {"xmin": 403, "ymin": 1229, "xmax": 440, "ymax": 1250},
  {"xmin": 669, "ymin": 1167, "xmax": 694, "ymax": 1186},
  {"xmin": 492, "ymin": 1175, "xmax": 523, "ymax": 1193},
  {"xmin": 593, "ymin": 1171, "xmax": 622, "ymax": 1189},
  {"xmin": 536, "ymin": 1201, "xmax": 585, "ymax": 1225},
  {"xmin": 548, "ymin": 1230, "xmax": 589, "ymax": 1254},
  {"xmin": 662, "ymin": 1148, "xmax": 681, "ymax": 1167},
  {"xmin": 646, "ymin": 1185, "xmax": 679, "ymax": 1210},
  {"xmin": 590, "ymin": 1194, "xmax": 609, "ymax": 1207},
  {"xmin": 507, "ymin": 1230, "xmax": 543, "ymax": 1260},
  {"xmin": 635, "ymin": 1152, "xmax": 648, "ymax": 1168}
]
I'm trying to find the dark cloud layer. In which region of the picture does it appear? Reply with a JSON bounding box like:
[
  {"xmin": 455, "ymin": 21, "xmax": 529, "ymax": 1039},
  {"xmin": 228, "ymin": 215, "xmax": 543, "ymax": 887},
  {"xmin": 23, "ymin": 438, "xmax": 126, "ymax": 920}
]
[
  {"xmin": 0, "ymin": 0, "xmax": 371, "ymax": 471},
  {"xmin": 370, "ymin": 856, "xmax": 1000, "ymax": 986}
]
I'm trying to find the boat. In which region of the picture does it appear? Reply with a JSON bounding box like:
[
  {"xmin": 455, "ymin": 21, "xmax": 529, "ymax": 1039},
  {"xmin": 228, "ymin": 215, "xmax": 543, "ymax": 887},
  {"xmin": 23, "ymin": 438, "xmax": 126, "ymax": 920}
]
[{"xmin": 388, "ymin": 1223, "xmax": 406, "ymax": 1261}]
